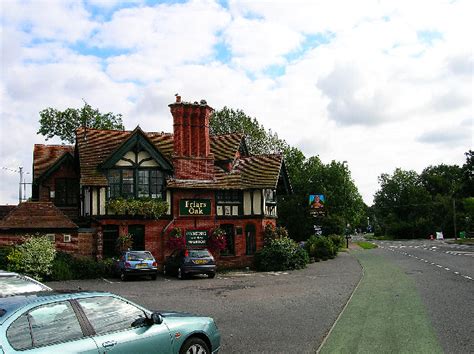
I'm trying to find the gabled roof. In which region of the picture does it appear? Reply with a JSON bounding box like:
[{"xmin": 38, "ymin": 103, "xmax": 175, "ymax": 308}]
[
  {"xmin": 0, "ymin": 202, "xmax": 78, "ymax": 230},
  {"xmin": 75, "ymin": 128, "xmax": 249, "ymax": 186},
  {"xmin": 0, "ymin": 206, "xmax": 15, "ymax": 220},
  {"xmin": 33, "ymin": 145, "xmax": 74, "ymax": 180},
  {"xmin": 99, "ymin": 126, "xmax": 173, "ymax": 171}
]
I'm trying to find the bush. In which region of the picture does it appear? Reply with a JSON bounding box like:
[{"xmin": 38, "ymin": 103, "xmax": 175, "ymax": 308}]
[
  {"xmin": 305, "ymin": 236, "xmax": 337, "ymax": 261},
  {"xmin": 50, "ymin": 253, "xmax": 115, "ymax": 281},
  {"xmin": 328, "ymin": 234, "xmax": 345, "ymax": 250},
  {"xmin": 0, "ymin": 246, "xmax": 13, "ymax": 269},
  {"xmin": 264, "ymin": 224, "xmax": 289, "ymax": 245},
  {"xmin": 255, "ymin": 237, "xmax": 309, "ymax": 271},
  {"xmin": 7, "ymin": 235, "xmax": 56, "ymax": 281}
]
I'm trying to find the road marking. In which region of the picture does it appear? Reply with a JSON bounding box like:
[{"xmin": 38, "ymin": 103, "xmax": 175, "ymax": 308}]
[
  {"xmin": 102, "ymin": 278, "xmax": 116, "ymax": 284},
  {"xmin": 436, "ymin": 265, "xmax": 442, "ymax": 268},
  {"xmin": 462, "ymin": 276, "xmax": 472, "ymax": 280},
  {"xmin": 454, "ymin": 272, "xmax": 460, "ymax": 275},
  {"xmin": 444, "ymin": 268, "xmax": 450, "ymax": 271}
]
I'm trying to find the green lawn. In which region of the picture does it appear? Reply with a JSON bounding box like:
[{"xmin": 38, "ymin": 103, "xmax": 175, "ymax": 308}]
[{"xmin": 356, "ymin": 241, "xmax": 378, "ymax": 249}]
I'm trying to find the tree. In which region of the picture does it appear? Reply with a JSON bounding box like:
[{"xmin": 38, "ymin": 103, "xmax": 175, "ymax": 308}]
[
  {"xmin": 210, "ymin": 107, "xmax": 288, "ymax": 155},
  {"xmin": 374, "ymin": 169, "xmax": 432, "ymax": 238},
  {"xmin": 38, "ymin": 101, "xmax": 124, "ymax": 144}
]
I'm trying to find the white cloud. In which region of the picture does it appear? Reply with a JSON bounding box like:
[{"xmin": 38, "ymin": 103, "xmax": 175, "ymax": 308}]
[{"xmin": 0, "ymin": 0, "xmax": 472, "ymax": 205}]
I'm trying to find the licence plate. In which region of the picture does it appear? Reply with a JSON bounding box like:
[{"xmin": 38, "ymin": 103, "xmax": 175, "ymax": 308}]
[
  {"xmin": 136, "ymin": 263, "xmax": 148, "ymax": 269},
  {"xmin": 193, "ymin": 259, "xmax": 208, "ymax": 265}
]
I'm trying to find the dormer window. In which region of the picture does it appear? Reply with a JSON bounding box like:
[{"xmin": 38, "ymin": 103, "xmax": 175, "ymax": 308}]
[{"xmin": 108, "ymin": 169, "xmax": 165, "ymax": 199}]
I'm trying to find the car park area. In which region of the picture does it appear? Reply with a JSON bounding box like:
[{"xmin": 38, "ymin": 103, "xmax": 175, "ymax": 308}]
[{"xmin": 46, "ymin": 252, "xmax": 361, "ymax": 353}]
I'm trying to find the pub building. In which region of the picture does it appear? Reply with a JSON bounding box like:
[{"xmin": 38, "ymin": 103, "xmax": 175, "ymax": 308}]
[{"xmin": 2, "ymin": 96, "xmax": 292, "ymax": 268}]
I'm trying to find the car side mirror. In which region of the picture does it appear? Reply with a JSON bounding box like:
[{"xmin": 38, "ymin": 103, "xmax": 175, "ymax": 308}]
[
  {"xmin": 151, "ymin": 312, "xmax": 163, "ymax": 325},
  {"xmin": 131, "ymin": 317, "xmax": 147, "ymax": 328}
]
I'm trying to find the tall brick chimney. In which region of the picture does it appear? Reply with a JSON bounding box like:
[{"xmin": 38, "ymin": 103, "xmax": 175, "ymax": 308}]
[{"xmin": 169, "ymin": 95, "xmax": 215, "ymax": 180}]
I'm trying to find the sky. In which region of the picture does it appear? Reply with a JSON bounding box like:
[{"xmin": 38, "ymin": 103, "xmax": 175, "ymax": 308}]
[{"xmin": 0, "ymin": 0, "xmax": 472, "ymax": 206}]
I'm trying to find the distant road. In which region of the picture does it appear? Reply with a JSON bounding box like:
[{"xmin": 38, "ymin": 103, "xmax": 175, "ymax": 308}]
[
  {"xmin": 375, "ymin": 239, "xmax": 474, "ymax": 353},
  {"xmin": 321, "ymin": 239, "xmax": 473, "ymax": 354}
]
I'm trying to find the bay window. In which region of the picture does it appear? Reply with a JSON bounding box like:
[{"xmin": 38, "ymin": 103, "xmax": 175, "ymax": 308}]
[{"xmin": 108, "ymin": 169, "xmax": 165, "ymax": 199}]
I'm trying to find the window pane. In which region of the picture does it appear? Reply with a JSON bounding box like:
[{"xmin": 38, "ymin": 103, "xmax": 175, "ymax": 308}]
[
  {"xmin": 122, "ymin": 170, "xmax": 134, "ymax": 198},
  {"xmin": 137, "ymin": 170, "xmax": 149, "ymax": 198},
  {"xmin": 150, "ymin": 170, "xmax": 163, "ymax": 199},
  {"xmin": 108, "ymin": 170, "xmax": 121, "ymax": 199},
  {"xmin": 77, "ymin": 296, "xmax": 145, "ymax": 335},
  {"xmin": 28, "ymin": 301, "xmax": 83, "ymax": 347},
  {"xmin": 7, "ymin": 314, "xmax": 32, "ymax": 350},
  {"xmin": 55, "ymin": 179, "xmax": 67, "ymax": 205}
]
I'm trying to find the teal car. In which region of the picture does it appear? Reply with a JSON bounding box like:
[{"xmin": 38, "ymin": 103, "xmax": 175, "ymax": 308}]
[{"xmin": 0, "ymin": 291, "xmax": 220, "ymax": 353}]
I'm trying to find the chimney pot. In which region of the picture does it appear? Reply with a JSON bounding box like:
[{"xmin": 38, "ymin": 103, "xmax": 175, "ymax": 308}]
[{"xmin": 175, "ymin": 94, "xmax": 181, "ymax": 103}]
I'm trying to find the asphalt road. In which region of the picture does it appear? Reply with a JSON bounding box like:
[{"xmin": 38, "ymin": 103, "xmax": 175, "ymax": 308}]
[
  {"xmin": 46, "ymin": 252, "xmax": 362, "ymax": 353},
  {"xmin": 371, "ymin": 239, "xmax": 474, "ymax": 353}
]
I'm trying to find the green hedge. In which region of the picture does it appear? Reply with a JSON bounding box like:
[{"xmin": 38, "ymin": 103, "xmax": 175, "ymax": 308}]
[
  {"xmin": 305, "ymin": 235, "xmax": 337, "ymax": 261},
  {"xmin": 50, "ymin": 252, "xmax": 114, "ymax": 281},
  {"xmin": 254, "ymin": 237, "xmax": 309, "ymax": 271}
]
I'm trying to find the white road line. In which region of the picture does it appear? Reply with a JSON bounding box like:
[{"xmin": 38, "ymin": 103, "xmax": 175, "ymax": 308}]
[
  {"xmin": 444, "ymin": 268, "xmax": 450, "ymax": 271},
  {"xmin": 436, "ymin": 265, "xmax": 443, "ymax": 268},
  {"xmin": 462, "ymin": 276, "xmax": 472, "ymax": 280},
  {"xmin": 454, "ymin": 272, "xmax": 460, "ymax": 275}
]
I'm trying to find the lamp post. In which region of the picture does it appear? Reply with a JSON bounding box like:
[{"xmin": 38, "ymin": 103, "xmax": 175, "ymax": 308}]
[{"xmin": 342, "ymin": 161, "xmax": 349, "ymax": 248}]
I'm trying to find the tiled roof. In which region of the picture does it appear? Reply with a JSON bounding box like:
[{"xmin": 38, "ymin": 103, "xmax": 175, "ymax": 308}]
[
  {"xmin": 31, "ymin": 128, "xmax": 284, "ymax": 190},
  {"xmin": 75, "ymin": 128, "xmax": 250, "ymax": 186},
  {"xmin": 210, "ymin": 133, "xmax": 244, "ymax": 161},
  {"xmin": 167, "ymin": 154, "xmax": 283, "ymax": 190},
  {"xmin": 0, "ymin": 202, "xmax": 78, "ymax": 230},
  {"xmin": 0, "ymin": 206, "xmax": 15, "ymax": 220},
  {"xmin": 33, "ymin": 144, "xmax": 74, "ymax": 179}
]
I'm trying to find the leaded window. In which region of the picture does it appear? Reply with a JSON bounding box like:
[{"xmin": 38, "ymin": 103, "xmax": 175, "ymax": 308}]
[
  {"xmin": 55, "ymin": 178, "xmax": 79, "ymax": 206},
  {"xmin": 107, "ymin": 169, "xmax": 165, "ymax": 199},
  {"xmin": 216, "ymin": 190, "xmax": 242, "ymax": 216}
]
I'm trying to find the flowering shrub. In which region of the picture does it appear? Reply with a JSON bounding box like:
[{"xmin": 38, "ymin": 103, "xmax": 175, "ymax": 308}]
[
  {"xmin": 167, "ymin": 227, "xmax": 186, "ymax": 251},
  {"xmin": 7, "ymin": 234, "xmax": 56, "ymax": 281},
  {"xmin": 208, "ymin": 228, "xmax": 227, "ymax": 253},
  {"xmin": 263, "ymin": 224, "xmax": 289, "ymax": 245},
  {"xmin": 108, "ymin": 198, "xmax": 169, "ymax": 219}
]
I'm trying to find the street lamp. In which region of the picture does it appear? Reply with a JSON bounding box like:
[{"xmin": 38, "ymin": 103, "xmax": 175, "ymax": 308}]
[{"xmin": 342, "ymin": 161, "xmax": 349, "ymax": 247}]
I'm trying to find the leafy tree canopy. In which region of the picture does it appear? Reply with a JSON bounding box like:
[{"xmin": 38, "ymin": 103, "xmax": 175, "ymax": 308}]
[
  {"xmin": 38, "ymin": 101, "xmax": 125, "ymax": 144},
  {"xmin": 210, "ymin": 107, "xmax": 288, "ymax": 155}
]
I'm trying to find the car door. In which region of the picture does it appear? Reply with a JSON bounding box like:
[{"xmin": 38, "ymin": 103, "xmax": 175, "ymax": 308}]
[
  {"xmin": 76, "ymin": 295, "xmax": 173, "ymax": 354},
  {"xmin": 4, "ymin": 300, "xmax": 99, "ymax": 353}
]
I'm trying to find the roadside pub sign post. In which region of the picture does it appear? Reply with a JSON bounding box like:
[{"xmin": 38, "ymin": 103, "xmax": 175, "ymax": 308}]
[{"xmin": 309, "ymin": 194, "xmax": 326, "ymax": 217}]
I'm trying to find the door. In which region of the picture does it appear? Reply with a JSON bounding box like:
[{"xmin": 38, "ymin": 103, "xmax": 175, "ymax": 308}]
[
  {"xmin": 103, "ymin": 225, "xmax": 119, "ymax": 257},
  {"xmin": 128, "ymin": 225, "xmax": 145, "ymax": 250},
  {"xmin": 220, "ymin": 224, "xmax": 235, "ymax": 256},
  {"xmin": 77, "ymin": 296, "xmax": 173, "ymax": 354}
]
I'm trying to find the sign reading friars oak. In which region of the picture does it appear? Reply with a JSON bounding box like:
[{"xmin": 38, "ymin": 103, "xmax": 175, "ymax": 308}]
[{"xmin": 179, "ymin": 199, "xmax": 211, "ymax": 216}]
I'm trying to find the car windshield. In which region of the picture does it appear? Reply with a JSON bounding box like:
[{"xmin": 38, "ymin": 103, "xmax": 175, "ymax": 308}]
[
  {"xmin": 189, "ymin": 250, "xmax": 211, "ymax": 258},
  {"xmin": 127, "ymin": 251, "xmax": 154, "ymax": 261},
  {"xmin": 0, "ymin": 276, "xmax": 50, "ymax": 296}
]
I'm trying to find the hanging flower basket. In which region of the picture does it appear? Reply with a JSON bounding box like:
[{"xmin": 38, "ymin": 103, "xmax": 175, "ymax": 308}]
[
  {"xmin": 208, "ymin": 228, "xmax": 227, "ymax": 254},
  {"xmin": 167, "ymin": 227, "xmax": 186, "ymax": 251}
]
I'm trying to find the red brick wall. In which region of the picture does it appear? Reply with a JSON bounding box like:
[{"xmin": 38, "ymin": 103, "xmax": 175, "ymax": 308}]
[{"xmin": 0, "ymin": 232, "xmax": 79, "ymax": 254}]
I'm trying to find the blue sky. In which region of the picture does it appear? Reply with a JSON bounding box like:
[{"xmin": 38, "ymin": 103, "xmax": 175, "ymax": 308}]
[{"xmin": 0, "ymin": 0, "xmax": 472, "ymax": 205}]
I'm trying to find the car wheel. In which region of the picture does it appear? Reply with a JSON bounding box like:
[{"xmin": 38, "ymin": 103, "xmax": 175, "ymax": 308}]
[
  {"xmin": 178, "ymin": 267, "xmax": 186, "ymax": 280},
  {"xmin": 179, "ymin": 337, "xmax": 210, "ymax": 354},
  {"xmin": 208, "ymin": 272, "xmax": 215, "ymax": 279},
  {"xmin": 120, "ymin": 271, "xmax": 127, "ymax": 281}
]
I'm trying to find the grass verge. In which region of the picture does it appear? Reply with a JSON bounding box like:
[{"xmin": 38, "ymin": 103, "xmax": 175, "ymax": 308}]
[{"xmin": 356, "ymin": 241, "xmax": 378, "ymax": 249}]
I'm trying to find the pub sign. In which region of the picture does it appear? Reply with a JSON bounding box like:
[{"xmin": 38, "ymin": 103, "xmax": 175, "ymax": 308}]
[
  {"xmin": 179, "ymin": 199, "xmax": 211, "ymax": 216},
  {"xmin": 186, "ymin": 230, "xmax": 209, "ymax": 247}
]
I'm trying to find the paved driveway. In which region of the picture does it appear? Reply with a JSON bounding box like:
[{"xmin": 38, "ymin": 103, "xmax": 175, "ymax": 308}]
[{"xmin": 47, "ymin": 252, "xmax": 361, "ymax": 353}]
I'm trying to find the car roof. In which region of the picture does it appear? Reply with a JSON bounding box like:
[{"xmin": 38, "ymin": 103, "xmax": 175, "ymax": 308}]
[
  {"xmin": 0, "ymin": 291, "xmax": 114, "ymax": 324},
  {"xmin": 0, "ymin": 272, "xmax": 53, "ymax": 293}
]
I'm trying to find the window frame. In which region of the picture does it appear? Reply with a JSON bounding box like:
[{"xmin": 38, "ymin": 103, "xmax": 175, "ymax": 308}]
[
  {"xmin": 216, "ymin": 190, "xmax": 243, "ymax": 217},
  {"xmin": 107, "ymin": 168, "xmax": 166, "ymax": 200},
  {"xmin": 55, "ymin": 178, "xmax": 79, "ymax": 206}
]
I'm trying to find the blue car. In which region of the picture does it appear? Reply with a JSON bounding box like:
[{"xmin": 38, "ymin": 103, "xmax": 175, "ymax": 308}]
[
  {"xmin": 114, "ymin": 250, "xmax": 159, "ymax": 281},
  {"xmin": 0, "ymin": 291, "xmax": 221, "ymax": 353}
]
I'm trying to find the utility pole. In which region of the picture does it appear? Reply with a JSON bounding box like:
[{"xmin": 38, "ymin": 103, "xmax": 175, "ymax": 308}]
[
  {"xmin": 19, "ymin": 166, "xmax": 23, "ymax": 204},
  {"xmin": 453, "ymin": 198, "xmax": 457, "ymax": 240}
]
